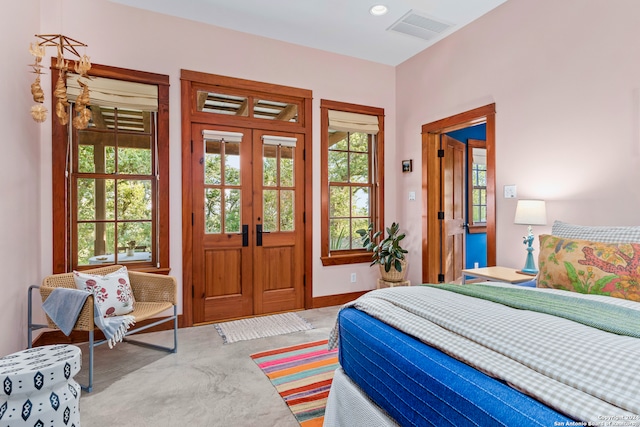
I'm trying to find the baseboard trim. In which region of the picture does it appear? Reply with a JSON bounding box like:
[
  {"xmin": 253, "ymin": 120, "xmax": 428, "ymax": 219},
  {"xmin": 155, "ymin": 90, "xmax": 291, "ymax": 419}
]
[
  {"xmin": 312, "ymin": 291, "xmax": 368, "ymax": 308},
  {"xmin": 31, "ymin": 315, "xmax": 184, "ymax": 347}
]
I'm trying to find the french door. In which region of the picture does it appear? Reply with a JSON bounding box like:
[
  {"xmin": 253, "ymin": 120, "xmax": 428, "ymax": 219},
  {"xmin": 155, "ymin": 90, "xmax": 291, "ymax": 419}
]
[{"xmin": 191, "ymin": 123, "xmax": 305, "ymax": 323}]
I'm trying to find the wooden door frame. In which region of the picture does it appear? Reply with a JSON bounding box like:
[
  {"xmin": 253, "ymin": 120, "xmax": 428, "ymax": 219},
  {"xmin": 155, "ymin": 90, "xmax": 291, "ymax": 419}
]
[
  {"xmin": 180, "ymin": 70, "xmax": 313, "ymax": 327},
  {"xmin": 421, "ymin": 104, "xmax": 496, "ymax": 283}
]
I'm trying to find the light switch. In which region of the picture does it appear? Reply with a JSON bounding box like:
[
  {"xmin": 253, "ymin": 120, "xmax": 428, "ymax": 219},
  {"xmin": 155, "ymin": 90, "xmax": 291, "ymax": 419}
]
[
  {"xmin": 409, "ymin": 191, "xmax": 416, "ymax": 201},
  {"xmin": 504, "ymin": 185, "xmax": 517, "ymax": 199}
]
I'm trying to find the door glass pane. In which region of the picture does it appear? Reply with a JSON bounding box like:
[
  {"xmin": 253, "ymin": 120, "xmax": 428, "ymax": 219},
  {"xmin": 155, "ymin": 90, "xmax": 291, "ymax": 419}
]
[
  {"xmin": 280, "ymin": 146, "xmax": 294, "ymax": 187},
  {"xmin": 330, "ymin": 219, "xmax": 350, "ymax": 250},
  {"xmin": 329, "ymin": 186, "xmax": 349, "ymax": 217},
  {"xmin": 205, "ymin": 189, "xmax": 221, "ymax": 233},
  {"xmin": 197, "ymin": 90, "xmax": 249, "ymax": 116},
  {"xmin": 263, "ymin": 189, "xmax": 278, "ymax": 232},
  {"xmin": 225, "ymin": 142, "xmax": 241, "ymax": 186},
  {"xmin": 205, "ymin": 140, "xmax": 222, "ymax": 185},
  {"xmin": 118, "ymin": 135, "xmax": 152, "ymax": 175},
  {"xmin": 280, "ymin": 190, "xmax": 294, "ymax": 231},
  {"xmin": 263, "ymin": 145, "xmax": 278, "ymax": 187},
  {"xmin": 225, "ymin": 189, "xmax": 241, "ymax": 233},
  {"xmin": 254, "ymin": 99, "xmax": 298, "ymax": 122},
  {"xmin": 77, "ymin": 178, "xmax": 115, "ymax": 220},
  {"xmin": 351, "ymin": 187, "xmax": 370, "ymax": 217},
  {"xmin": 117, "ymin": 180, "xmax": 152, "ymax": 220}
]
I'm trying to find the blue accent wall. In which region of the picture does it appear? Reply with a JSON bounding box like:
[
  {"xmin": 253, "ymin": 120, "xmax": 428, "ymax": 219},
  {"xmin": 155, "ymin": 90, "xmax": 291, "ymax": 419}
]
[{"xmin": 445, "ymin": 124, "xmax": 487, "ymax": 268}]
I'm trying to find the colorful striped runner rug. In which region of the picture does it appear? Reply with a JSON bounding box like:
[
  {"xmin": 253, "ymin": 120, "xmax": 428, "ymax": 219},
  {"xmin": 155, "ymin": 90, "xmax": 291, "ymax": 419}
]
[{"xmin": 251, "ymin": 339, "xmax": 339, "ymax": 427}]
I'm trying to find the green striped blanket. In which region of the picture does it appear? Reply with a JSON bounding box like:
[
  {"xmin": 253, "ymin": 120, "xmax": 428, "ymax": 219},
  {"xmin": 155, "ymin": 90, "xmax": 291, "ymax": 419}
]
[{"xmin": 426, "ymin": 283, "xmax": 640, "ymax": 338}]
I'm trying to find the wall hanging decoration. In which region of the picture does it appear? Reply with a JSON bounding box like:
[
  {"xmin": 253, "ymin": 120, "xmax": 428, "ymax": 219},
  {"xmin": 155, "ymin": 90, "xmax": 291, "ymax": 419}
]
[{"xmin": 28, "ymin": 34, "xmax": 92, "ymax": 129}]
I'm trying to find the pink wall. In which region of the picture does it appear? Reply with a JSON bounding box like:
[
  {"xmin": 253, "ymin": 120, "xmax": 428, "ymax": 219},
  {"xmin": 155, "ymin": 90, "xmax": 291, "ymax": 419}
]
[
  {"xmin": 0, "ymin": 0, "xmax": 42, "ymax": 355},
  {"xmin": 396, "ymin": 0, "xmax": 640, "ymax": 284}
]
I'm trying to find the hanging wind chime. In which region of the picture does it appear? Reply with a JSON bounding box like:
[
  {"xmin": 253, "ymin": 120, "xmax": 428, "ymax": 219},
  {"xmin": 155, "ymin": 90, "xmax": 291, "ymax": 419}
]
[{"xmin": 28, "ymin": 34, "xmax": 92, "ymax": 130}]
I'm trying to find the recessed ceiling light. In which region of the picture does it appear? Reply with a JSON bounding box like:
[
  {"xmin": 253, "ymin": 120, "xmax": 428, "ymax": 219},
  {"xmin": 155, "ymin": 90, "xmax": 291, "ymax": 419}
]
[{"xmin": 369, "ymin": 5, "xmax": 388, "ymax": 16}]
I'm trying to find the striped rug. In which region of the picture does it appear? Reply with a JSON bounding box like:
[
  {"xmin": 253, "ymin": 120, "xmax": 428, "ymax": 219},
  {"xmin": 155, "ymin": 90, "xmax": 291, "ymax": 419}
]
[{"xmin": 251, "ymin": 340, "xmax": 339, "ymax": 427}]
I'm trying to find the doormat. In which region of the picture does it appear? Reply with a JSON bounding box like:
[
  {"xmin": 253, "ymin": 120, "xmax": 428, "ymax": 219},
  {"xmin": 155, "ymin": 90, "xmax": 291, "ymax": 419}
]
[
  {"xmin": 214, "ymin": 312, "xmax": 314, "ymax": 344},
  {"xmin": 251, "ymin": 340, "xmax": 338, "ymax": 427}
]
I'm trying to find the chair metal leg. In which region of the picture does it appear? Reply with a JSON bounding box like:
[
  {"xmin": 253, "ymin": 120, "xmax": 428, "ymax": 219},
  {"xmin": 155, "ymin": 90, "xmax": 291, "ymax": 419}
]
[
  {"xmin": 27, "ymin": 285, "xmax": 48, "ymax": 349},
  {"xmin": 82, "ymin": 330, "xmax": 94, "ymax": 393}
]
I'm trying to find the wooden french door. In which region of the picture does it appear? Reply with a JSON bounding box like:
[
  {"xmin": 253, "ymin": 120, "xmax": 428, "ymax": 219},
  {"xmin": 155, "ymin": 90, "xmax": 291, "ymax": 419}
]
[
  {"xmin": 441, "ymin": 134, "xmax": 466, "ymax": 283},
  {"xmin": 191, "ymin": 123, "xmax": 305, "ymax": 323}
]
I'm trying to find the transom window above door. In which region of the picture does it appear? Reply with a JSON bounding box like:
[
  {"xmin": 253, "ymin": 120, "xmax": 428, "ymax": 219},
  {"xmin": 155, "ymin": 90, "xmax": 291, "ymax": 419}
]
[{"xmin": 196, "ymin": 89, "xmax": 300, "ymax": 123}]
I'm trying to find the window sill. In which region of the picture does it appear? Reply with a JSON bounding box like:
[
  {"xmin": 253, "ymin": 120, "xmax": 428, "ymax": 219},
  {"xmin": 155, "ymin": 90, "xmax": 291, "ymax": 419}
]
[
  {"xmin": 321, "ymin": 252, "xmax": 372, "ymax": 266},
  {"xmin": 468, "ymin": 225, "xmax": 487, "ymax": 234}
]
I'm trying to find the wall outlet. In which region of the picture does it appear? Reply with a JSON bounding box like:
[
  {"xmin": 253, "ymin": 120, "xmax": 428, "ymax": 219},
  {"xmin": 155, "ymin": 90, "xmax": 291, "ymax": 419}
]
[
  {"xmin": 504, "ymin": 185, "xmax": 517, "ymax": 199},
  {"xmin": 350, "ymin": 273, "xmax": 357, "ymax": 283},
  {"xmin": 408, "ymin": 191, "xmax": 416, "ymax": 201},
  {"xmin": 474, "ymin": 262, "xmax": 479, "ymax": 269}
]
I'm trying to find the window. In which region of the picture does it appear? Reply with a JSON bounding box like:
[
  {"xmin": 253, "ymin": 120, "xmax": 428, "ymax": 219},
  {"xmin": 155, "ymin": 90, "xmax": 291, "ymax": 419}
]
[
  {"xmin": 467, "ymin": 139, "xmax": 487, "ymax": 233},
  {"xmin": 320, "ymin": 100, "xmax": 384, "ymax": 266},
  {"xmin": 52, "ymin": 62, "xmax": 170, "ymax": 273}
]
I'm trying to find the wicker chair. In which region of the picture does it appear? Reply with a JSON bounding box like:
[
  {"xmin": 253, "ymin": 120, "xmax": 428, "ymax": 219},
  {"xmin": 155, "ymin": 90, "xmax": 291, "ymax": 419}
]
[{"xmin": 27, "ymin": 265, "xmax": 178, "ymax": 392}]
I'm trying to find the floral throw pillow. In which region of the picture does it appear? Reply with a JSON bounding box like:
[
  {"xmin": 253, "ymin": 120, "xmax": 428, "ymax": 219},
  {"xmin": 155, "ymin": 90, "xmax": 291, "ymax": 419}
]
[
  {"xmin": 537, "ymin": 234, "xmax": 640, "ymax": 302},
  {"xmin": 73, "ymin": 267, "xmax": 135, "ymax": 317}
]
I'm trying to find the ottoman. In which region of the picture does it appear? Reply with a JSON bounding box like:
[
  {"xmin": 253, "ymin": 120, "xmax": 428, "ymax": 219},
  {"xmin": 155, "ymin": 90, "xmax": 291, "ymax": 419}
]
[{"xmin": 0, "ymin": 345, "xmax": 81, "ymax": 426}]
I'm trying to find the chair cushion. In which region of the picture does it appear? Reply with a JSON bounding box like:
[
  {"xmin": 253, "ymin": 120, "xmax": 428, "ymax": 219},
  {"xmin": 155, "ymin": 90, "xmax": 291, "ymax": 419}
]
[{"xmin": 73, "ymin": 266, "xmax": 135, "ymax": 317}]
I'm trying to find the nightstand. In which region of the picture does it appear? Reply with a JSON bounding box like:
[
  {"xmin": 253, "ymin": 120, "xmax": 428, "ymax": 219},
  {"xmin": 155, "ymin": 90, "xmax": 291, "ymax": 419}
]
[{"xmin": 461, "ymin": 266, "xmax": 535, "ymax": 284}]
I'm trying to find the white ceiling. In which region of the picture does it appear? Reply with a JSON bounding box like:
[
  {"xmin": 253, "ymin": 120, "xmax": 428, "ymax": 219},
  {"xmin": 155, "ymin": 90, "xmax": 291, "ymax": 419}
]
[{"xmin": 111, "ymin": 0, "xmax": 508, "ymax": 65}]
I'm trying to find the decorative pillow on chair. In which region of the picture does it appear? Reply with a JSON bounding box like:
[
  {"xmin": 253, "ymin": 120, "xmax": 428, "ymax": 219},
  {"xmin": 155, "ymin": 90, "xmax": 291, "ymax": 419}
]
[
  {"xmin": 73, "ymin": 266, "xmax": 135, "ymax": 317},
  {"xmin": 537, "ymin": 234, "xmax": 640, "ymax": 301}
]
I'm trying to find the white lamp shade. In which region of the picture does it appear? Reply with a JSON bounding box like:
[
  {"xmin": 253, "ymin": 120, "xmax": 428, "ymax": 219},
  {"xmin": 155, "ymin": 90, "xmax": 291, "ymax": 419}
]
[{"xmin": 514, "ymin": 200, "xmax": 547, "ymax": 225}]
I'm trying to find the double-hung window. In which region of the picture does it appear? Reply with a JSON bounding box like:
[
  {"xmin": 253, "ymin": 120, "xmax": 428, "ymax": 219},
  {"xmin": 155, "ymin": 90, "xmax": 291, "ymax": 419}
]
[
  {"xmin": 467, "ymin": 139, "xmax": 487, "ymax": 233},
  {"xmin": 320, "ymin": 100, "xmax": 384, "ymax": 266},
  {"xmin": 52, "ymin": 62, "xmax": 170, "ymax": 273}
]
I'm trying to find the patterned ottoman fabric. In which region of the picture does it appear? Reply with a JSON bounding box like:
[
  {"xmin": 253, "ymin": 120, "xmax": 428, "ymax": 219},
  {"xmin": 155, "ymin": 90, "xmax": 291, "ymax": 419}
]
[{"xmin": 0, "ymin": 345, "xmax": 81, "ymax": 426}]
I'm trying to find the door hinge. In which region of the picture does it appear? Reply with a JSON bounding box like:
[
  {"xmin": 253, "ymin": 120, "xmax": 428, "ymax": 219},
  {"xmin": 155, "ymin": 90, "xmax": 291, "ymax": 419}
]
[
  {"xmin": 191, "ymin": 140, "xmax": 193, "ymax": 153},
  {"xmin": 437, "ymin": 149, "xmax": 445, "ymax": 158},
  {"xmin": 303, "ymin": 274, "xmax": 306, "ymax": 288},
  {"xmin": 303, "ymin": 212, "xmax": 306, "ymax": 224},
  {"xmin": 438, "ymin": 273, "xmax": 445, "ymax": 283},
  {"xmin": 437, "ymin": 211, "xmax": 444, "ymax": 220},
  {"xmin": 192, "ymin": 286, "xmax": 194, "ymax": 298},
  {"xmin": 192, "ymin": 213, "xmax": 194, "ymax": 226},
  {"xmin": 303, "ymin": 149, "xmax": 305, "ymax": 161}
]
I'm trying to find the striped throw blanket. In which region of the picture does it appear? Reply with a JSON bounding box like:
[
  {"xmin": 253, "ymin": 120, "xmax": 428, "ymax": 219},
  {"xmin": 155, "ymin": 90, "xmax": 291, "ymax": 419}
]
[{"xmin": 330, "ymin": 283, "xmax": 640, "ymax": 423}]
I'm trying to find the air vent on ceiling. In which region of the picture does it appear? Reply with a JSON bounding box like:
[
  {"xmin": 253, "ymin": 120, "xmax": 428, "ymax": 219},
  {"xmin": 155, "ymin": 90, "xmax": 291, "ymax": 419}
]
[{"xmin": 387, "ymin": 10, "xmax": 453, "ymax": 41}]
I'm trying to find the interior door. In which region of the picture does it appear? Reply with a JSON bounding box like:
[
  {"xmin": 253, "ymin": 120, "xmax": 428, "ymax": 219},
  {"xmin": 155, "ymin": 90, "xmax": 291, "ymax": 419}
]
[
  {"xmin": 441, "ymin": 135, "xmax": 466, "ymax": 283},
  {"xmin": 191, "ymin": 124, "xmax": 305, "ymax": 323}
]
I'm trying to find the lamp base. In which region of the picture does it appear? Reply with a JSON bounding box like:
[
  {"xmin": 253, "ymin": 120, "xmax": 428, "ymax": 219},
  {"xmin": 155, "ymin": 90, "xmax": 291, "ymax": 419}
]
[
  {"xmin": 522, "ymin": 243, "xmax": 538, "ymax": 275},
  {"xmin": 519, "ymin": 267, "xmax": 538, "ymax": 275}
]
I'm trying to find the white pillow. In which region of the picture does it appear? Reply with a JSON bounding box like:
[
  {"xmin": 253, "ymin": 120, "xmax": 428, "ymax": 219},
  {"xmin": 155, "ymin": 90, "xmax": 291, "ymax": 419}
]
[{"xmin": 73, "ymin": 266, "xmax": 135, "ymax": 317}]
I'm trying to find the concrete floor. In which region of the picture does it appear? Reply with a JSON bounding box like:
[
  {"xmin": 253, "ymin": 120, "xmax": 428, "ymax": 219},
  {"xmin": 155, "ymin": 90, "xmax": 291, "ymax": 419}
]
[{"xmin": 78, "ymin": 305, "xmax": 342, "ymax": 427}]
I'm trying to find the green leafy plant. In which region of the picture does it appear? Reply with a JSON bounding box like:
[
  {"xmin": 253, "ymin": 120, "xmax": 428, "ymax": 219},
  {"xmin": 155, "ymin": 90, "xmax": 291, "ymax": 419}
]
[{"xmin": 356, "ymin": 222, "xmax": 408, "ymax": 272}]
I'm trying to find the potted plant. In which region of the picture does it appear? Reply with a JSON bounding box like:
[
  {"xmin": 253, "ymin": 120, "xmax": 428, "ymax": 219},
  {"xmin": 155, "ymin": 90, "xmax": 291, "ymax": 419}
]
[{"xmin": 356, "ymin": 222, "xmax": 408, "ymax": 282}]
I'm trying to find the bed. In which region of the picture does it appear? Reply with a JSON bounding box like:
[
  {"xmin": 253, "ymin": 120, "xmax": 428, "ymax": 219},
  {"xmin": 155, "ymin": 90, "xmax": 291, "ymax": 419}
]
[{"xmin": 324, "ymin": 222, "xmax": 640, "ymax": 427}]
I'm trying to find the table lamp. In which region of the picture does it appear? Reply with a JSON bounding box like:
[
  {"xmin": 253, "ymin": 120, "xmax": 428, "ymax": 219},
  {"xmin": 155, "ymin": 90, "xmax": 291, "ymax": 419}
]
[{"xmin": 514, "ymin": 199, "xmax": 547, "ymax": 274}]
